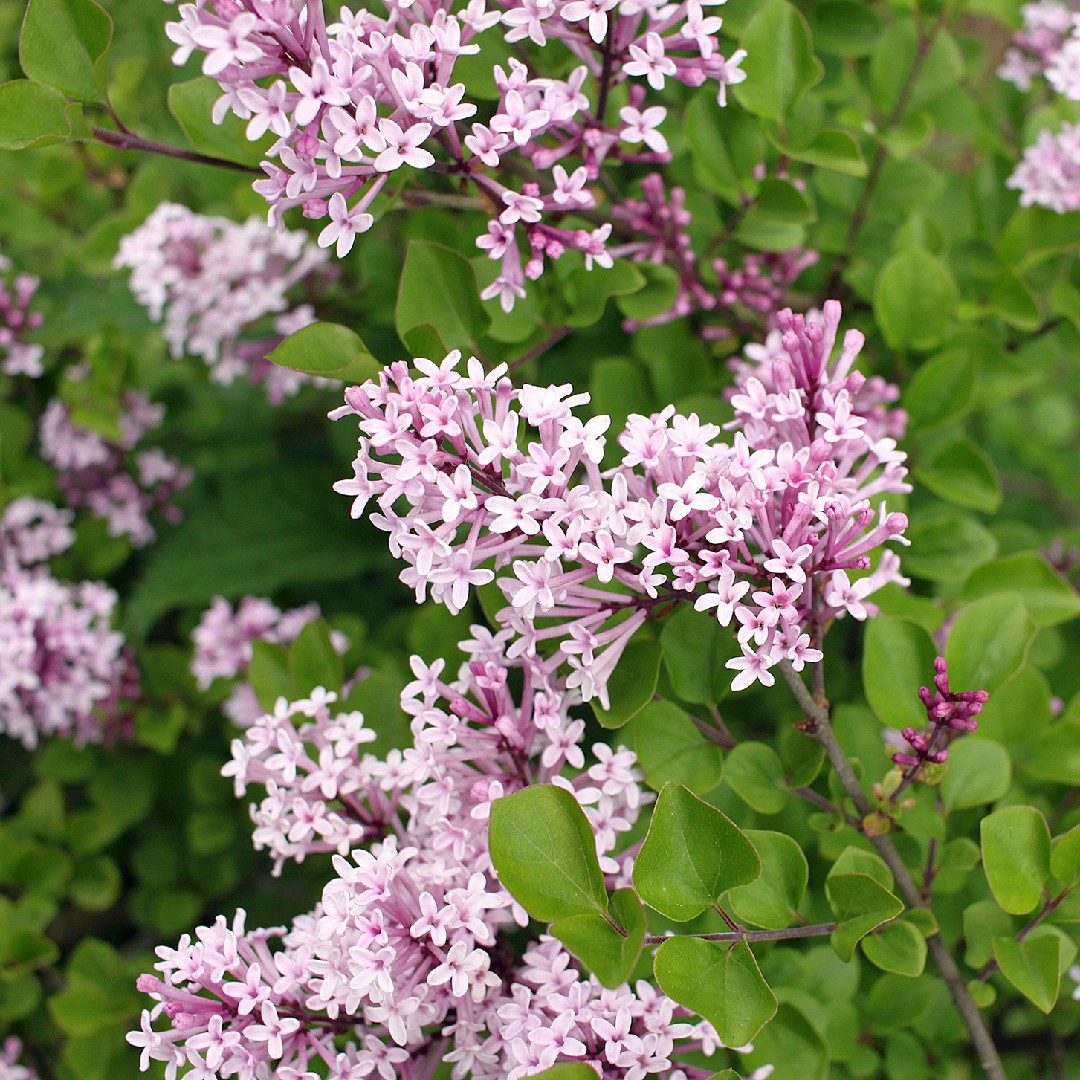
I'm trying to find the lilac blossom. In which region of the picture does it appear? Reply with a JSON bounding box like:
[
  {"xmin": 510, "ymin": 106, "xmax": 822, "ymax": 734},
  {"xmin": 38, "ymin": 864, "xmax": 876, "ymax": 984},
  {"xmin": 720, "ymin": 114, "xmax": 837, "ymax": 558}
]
[
  {"xmin": 161, "ymin": 0, "xmax": 748, "ymax": 309},
  {"xmin": 114, "ymin": 203, "xmax": 332, "ymax": 402},
  {"xmin": 0, "ymin": 247, "xmax": 45, "ymax": 378},
  {"xmin": 0, "ymin": 1038, "xmax": 36, "ymax": 1080},
  {"xmin": 330, "ymin": 301, "xmax": 909, "ymax": 703},
  {"xmin": 191, "ymin": 595, "xmax": 349, "ymax": 726},
  {"xmin": 131, "ymin": 630, "xmax": 759, "ymax": 1078},
  {"xmin": 999, "ymin": 0, "xmax": 1080, "ymax": 90},
  {"xmin": 0, "ymin": 498, "xmax": 134, "ymax": 749},
  {"xmin": 1006, "ymin": 121, "xmax": 1080, "ymax": 212},
  {"xmin": 38, "ymin": 391, "xmax": 191, "ymax": 548}
]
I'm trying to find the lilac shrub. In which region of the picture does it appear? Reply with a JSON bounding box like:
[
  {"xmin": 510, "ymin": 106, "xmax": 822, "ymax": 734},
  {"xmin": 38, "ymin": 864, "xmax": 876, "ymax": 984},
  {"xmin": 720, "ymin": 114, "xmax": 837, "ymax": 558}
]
[
  {"xmin": 0, "ymin": 248, "xmax": 44, "ymax": 379},
  {"xmin": 114, "ymin": 202, "xmax": 332, "ymax": 403},
  {"xmin": 161, "ymin": 0, "xmax": 746, "ymax": 310},
  {"xmin": 330, "ymin": 300, "xmax": 908, "ymax": 704},
  {"xmin": 130, "ymin": 629, "xmax": 763, "ymax": 1079}
]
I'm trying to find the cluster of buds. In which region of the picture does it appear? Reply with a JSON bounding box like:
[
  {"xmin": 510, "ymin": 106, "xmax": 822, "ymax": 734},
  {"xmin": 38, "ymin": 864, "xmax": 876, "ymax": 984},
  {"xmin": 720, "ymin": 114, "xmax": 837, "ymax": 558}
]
[{"xmin": 891, "ymin": 656, "xmax": 989, "ymax": 771}]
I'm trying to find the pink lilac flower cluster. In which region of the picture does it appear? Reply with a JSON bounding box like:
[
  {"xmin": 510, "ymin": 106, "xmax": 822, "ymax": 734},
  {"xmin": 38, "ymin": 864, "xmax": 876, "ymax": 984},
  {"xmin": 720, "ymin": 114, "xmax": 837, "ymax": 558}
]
[
  {"xmin": 0, "ymin": 497, "xmax": 134, "ymax": 749},
  {"xmin": 161, "ymin": 0, "xmax": 746, "ymax": 309},
  {"xmin": 0, "ymin": 1038, "xmax": 36, "ymax": 1080},
  {"xmin": 890, "ymin": 656, "xmax": 989, "ymax": 771},
  {"xmin": 611, "ymin": 173, "xmax": 817, "ymax": 330},
  {"xmin": 0, "ymin": 248, "xmax": 44, "ymax": 379},
  {"xmin": 192, "ymin": 595, "xmax": 348, "ymax": 726},
  {"xmin": 331, "ymin": 300, "xmax": 908, "ymax": 704},
  {"xmin": 1007, "ymin": 120, "xmax": 1080, "ymax": 212},
  {"xmin": 999, "ymin": 0, "xmax": 1080, "ymax": 90},
  {"xmin": 38, "ymin": 391, "xmax": 191, "ymax": 548},
  {"xmin": 114, "ymin": 202, "xmax": 331, "ymax": 403},
  {"xmin": 131, "ymin": 629, "xmax": 760, "ymax": 1078}
]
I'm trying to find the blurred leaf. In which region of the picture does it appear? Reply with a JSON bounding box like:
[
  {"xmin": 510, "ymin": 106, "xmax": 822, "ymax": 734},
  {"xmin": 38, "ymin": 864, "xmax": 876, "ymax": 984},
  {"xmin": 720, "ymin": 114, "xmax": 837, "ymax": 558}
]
[
  {"xmin": 736, "ymin": 0, "xmax": 823, "ymax": 122},
  {"xmin": 941, "ymin": 737, "xmax": 1013, "ymax": 812},
  {"xmin": 289, "ymin": 618, "xmax": 344, "ymax": 696},
  {"xmin": 724, "ymin": 742, "xmax": 789, "ymax": 815},
  {"xmin": 20, "ymin": 0, "xmax": 112, "ymax": 102},
  {"xmin": 945, "ymin": 593, "xmax": 1034, "ymax": 693},
  {"xmin": 0, "ymin": 79, "xmax": 72, "ymax": 148},
  {"xmin": 963, "ymin": 553, "xmax": 1080, "ymax": 627},
  {"xmin": 904, "ymin": 349, "xmax": 979, "ymax": 432},
  {"xmin": 396, "ymin": 240, "xmax": 489, "ymax": 351},
  {"xmin": 779, "ymin": 128, "xmax": 867, "ymax": 175},
  {"xmin": 981, "ymin": 806, "xmax": 1051, "ymax": 915},
  {"xmin": 862, "ymin": 616, "xmax": 938, "ymax": 730},
  {"xmin": 874, "ymin": 248, "xmax": 957, "ymax": 350},
  {"xmin": 915, "ymin": 438, "xmax": 1001, "ymax": 512},
  {"xmin": 630, "ymin": 701, "xmax": 725, "ymax": 794},
  {"xmin": 268, "ymin": 322, "xmax": 381, "ymax": 383},
  {"xmin": 167, "ymin": 77, "xmax": 267, "ymax": 166}
]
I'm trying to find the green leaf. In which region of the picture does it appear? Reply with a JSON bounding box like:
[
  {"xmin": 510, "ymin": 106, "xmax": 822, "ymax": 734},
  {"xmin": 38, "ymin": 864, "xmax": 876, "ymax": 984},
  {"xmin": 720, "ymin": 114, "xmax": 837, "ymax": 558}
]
[
  {"xmin": 755, "ymin": 178, "xmax": 817, "ymax": 224},
  {"xmin": 870, "ymin": 23, "xmax": 963, "ymax": 118},
  {"xmin": 592, "ymin": 637, "xmax": 662, "ymax": 729},
  {"xmin": 874, "ymin": 248, "xmax": 957, "ymax": 351},
  {"xmin": 915, "ymin": 437, "xmax": 1001, "ymax": 513},
  {"xmin": 267, "ymin": 322, "xmax": 381, "ymax": 383},
  {"xmin": 988, "ymin": 269, "xmax": 1041, "ymax": 331},
  {"xmin": 831, "ymin": 847, "xmax": 894, "ymax": 890},
  {"xmin": 396, "ymin": 241, "xmax": 489, "ymax": 352},
  {"xmin": 1051, "ymin": 825, "xmax": 1080, "ymax": 886},
  {"xmin": 963, "ymin": 554, "xmax": 1080, "ymax": 627},
  {"xmin": 1025, "ymin": 709, "xmax": 1080, "ymax": 784},
  {"xmin": 20, "ymin": 0, "xmax": 112, "ymax": 103},
  {"xmin": 862, "ymin": 919, "xmax": 927, "ymax": 977},
  {"xmin": 778, "ymin": 129, "xmax": 867, "ymax": 176},
  {"xmin": 724, "ymin": 742, "xmax": 789, "ymax": 815},
  {"xmin": 741, "ymin": 1003, "xmax": 828, "ymax": 1080},
  {"xmin": 654, "ymin": 938, "xmax": 777, "ymax": 1046},
  {"xmin": 827, "ymin": 873, "xmax": 904, "ymax": 962},
  {"xmin": 941, "ymin": 737, "xmax": 1012, "ymax": 812},
  {"xmin": 685, "ymin": 91, "xmax": 766, "ymax": 203},
  {"xmin": 998, "ymin": 206, "xmax": 1080, "ymax": 270},
  {"xmin": 616, "ymin": 263, "xmax": 681, "ymax": 322},
  {"xmin": 167, "ymin": 77, "xmax": 267, "ymax": 166},
  {"xmin": 0, "ymin": 79, "xmax": 72, "ymax": 149},
  {"xmin": 248, "ymin": 641, "xmax": 296, "ymax": 713},
  {"xmin": 963, "ymin": 899, "xmax": 1015, "ymax": 968},
  {"xmin": 992, "ymin": 934, "xmax": 1060, "ymax": 1013},
  {"xmin": 862, "ymin": 617, "xmax": 938, "ymax": 730},
  {"xmin": 904, "ymin": 349, "xmax": 979, "ymax": 432},
  {"xmin": 735, "ymin": 0, "xmax": 823, "ymax": 122},
  {"xmin": 659, "ymin": 604, "xmax": 737, "ymax": 705},
  {"xmin": 629, "ymin": 701, "xmax": 725, "ymax": 794},
  {"xmin": 69, "ymin": 856, "xmax": 121, "ymax": 913},
  {"xmin": 981, "ymin": 806, "xmax": 1051, "ymax": 916},
  {"xmin": 339, "ymin": 672, "xmax": 408, "ymax": 759},
  {"xmin": 564, "ymin": 260, "xmax": 645, "ymax": 327},
  {"xmin": 728, "ymin": 830, "xmax": 809, "ymax": 929},
  {"xmin": 807, "ymin": 0, "xmax": 881, "ymax": 56},
  {"xmin": 124, "ymin": 467, "xmax": 377, "ymax": 637},
  {"xmin": 633, "ymin": 782, "xmax": 761, "ymax": 922},
  {"xmin": 488, "ymin": 785, "xmax": 607, "ymax": 921},
  {"xmin": 551, "ymin": 888, "xmax": 645, "ymax": 988},
  {"xmin": 945, "ymin": 593, "xmax": 1034, "ymax": 693},
  {"xmin": 289, "ymin": 619, "xmax": 344, "ymax": 697},
  {"xmin": 902, "ymin": 513, "xmax": 997, "ymax": 585}
]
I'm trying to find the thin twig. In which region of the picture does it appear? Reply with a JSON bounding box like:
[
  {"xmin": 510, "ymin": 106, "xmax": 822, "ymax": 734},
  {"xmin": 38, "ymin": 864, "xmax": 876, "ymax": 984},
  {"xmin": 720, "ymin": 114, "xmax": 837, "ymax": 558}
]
[
  {"xmin": 778, "ymin": 660, "xmax": 1008, "ymax": 1080},
  {"xmin": 644, "ymin": 922, "xmax": 836, "ymax": 945},
  {"xmin": 976, "ymin": 886, "xmax": 1075, "ymax": 983},
  {"xmin": 91, "ymin": 127, "xmax": 261, "ymax": 174}
]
